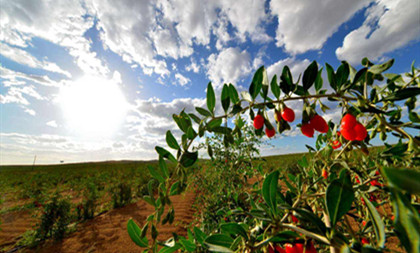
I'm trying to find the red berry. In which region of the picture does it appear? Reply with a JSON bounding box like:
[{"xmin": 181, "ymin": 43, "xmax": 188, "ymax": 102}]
[
  {"xmin": 362, "ymin": 220, "xmax": 367, "ymax": 227},
  {"xmin": 301, "ymin": 123, "xmax": 314, "ymax": 137},
  {"xmin": 370, "ymin": 180, "xmax": 382, "ymax": 187},
  {"xmin": 332, "ymin": 140, "xmax": 341, "ymax": 149},
  {"xmin": 269, "ymin": 245, "xmax": 276, "ymax": 253},
  {"xmin": 391, "ymin": 215, "xmax": 395, "ymax": 221},
  {"xmin": 285, "ymin": 243, "xmax": 298, "ymax": 253},
  {"xmin": 275, "ymin": 245, "xmax": 286, "ymax": 253},
  {"xmin": 341, "ymin": 114, "xmax": 357, "ymax": 129},
  {"xmin": 354, "ymin": 123, "xmax": 367, "ymax": 141},
  {"xmin": 375, "ymin": 170, "xmax": 380, "ymax": 176},
  {"xmin": 306, "ymin": 242, "xmax": 317, "ymax": 253},
  {"xmin": 361, "ymin": 238, "xmax": 369, "ymax": 245},
  {"xmin": 265, "ymin": 128, "xmax": 276, "ymax": 138},
  {"xmin": 269, "ymin": 245, "xmax": 286, "ymax": 253},
  {"xmin": 355, "ymin": 176, "xmax": 360, "ymax": 184},
  {"xmin": 310, "ymin": 115, "xmax": 329, "ymax": 133},
  {"xmin": 253, "ymin": 114, "xmax": 264, "ymax": 129},
  {"xmin": 337, "ymin": 131, "xmax": 341, "ymax": 136},
  {"xmin": 322, "ymin": 169, "xmax": 328, "ymax": 180},
  {"xmin": 281, "ymin": 107, "xmax": 295, "ymax": 122},
  {"xmin": 341, "ymin": 127, "xmax": 357, "ymax": 141},
  {"xmin": 291, "ymin": 214, "xmax": 299, "ymax": 223},
  {"xmin": 294, "ymin": 244, "xmax": 304, "ymax": 253}
]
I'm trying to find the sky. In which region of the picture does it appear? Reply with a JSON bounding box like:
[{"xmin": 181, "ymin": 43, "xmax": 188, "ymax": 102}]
[{"xmin": 1, "ymin": 0, "xmax": 419, "ymax": 165}]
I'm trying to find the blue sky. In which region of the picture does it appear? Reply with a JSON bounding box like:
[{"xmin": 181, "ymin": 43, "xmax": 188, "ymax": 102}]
[{"xmin": 1, "ymin": 0, "xmax": 419, "ymax": 164}]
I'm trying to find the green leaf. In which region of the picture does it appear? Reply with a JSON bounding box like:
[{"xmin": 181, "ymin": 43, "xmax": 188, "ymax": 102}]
[
  {"xmin": 362, "ymin": 194, "xmax": 386, "ymax": 248},
  {"xmin": 205, "ymin": 234, "xmax": 234, "ymax": 252},
  {"xmin": 195, "ymin": 107, "xmax": 212, "ymax": 117},
  {"xmin": 262, "ymin": 171, "xmax": 279, "ymax": 215},
  {"xmin": 352, "ymin": 68, "xmax": 368, "ymax": 86},
  {"xmin": 221, "ymin": 84, "xmax": 231, "ymax": 112},
  {"xmin": 180, "ymin": 238, "xmax": 196, "ymax": 252},
  {"xmin": 166, "ymin": 131, "xmax": 180, "ymax": 150},
  {"xmin": 369, "ymin": 59, "xmax": 394, "ymax": 74},
  {"xmin": 249, "ymin": 66, "xmax": 265, "ymax": 100},
  {"xmin": 127, "ymin": 219, "xmax": 149, "ymax": 247},
  {"xmin": 302, "ymin": 61, "xmax": 318, "ymax": 91},
  {"xmin": 261, "ymin": 67, "xmax": 269, "ymax": 99},
  {"xmin": 186, "ymin": 126, "xmax": 197, "ymax": 139},
  {"xmin": 207, "ymin": 118, "xmax": 223, "ymax": 129},
  {"xmin": 194, "ymin": 227, "xmax": 207, "ymax": 246},
  {"xmin": 382, "ymin": 88, "xmax": 420, "ymax": 102},
  {"xmin": 179, "ymin": 151, "xmax": 198, "ymax": 167},
  {"xmin": 173, "ymin": 112, "xmax": 191, "ymax": 133},
  {"xmin": 220, "ymin": 223, "xmax": 248, "ymax": 240},
  {"xmin": 169, "ymin": 181, "xmax": 180, "ymax": 196},
  {"xmin": 409, "ymin": 112, "xmax": 420, "ymax": 123},
  {"xmin": 280, "ymin": 66, "xmax": 293, "ymax": 94},
  {"xmin": 390, "ymin": 189, "xmax": 420, "ymax": 253},
  {"xmin": 315, "ymin": 69, "xmax": 323, "ymax": 91},
  {"xmin": 326, "ymin": 173, "xmax": 354, "ymax": 226},
  {"xmin": 148, "ymin": 166, "xmax": 164, "ymax": 183},
  {"xmin": 188, "ymin": 113, "xmax": 201, "ymax": 124},
  {"xmin": 159, "ymin": 244, "xmax": 181, "ymax": 253},
  {"xmin": 325, "ymin": 63, "xmax": 336, "ymax": 90},
  {"xmin": 336, "ymin": 62, "xmax": 349, "ymax": 89},
  {"xmin": 228, "ymin": 84, "xmax": 239, "ymax": 104},
  {"xmin": 383, "ymin": 167, "xmax": 420, "ymax": 194},
  {"xmin": 362, "ymin": 57, "xmax": 374, "ymax": 67},
  {"xmin": 159, "ymin": 156, "xmax": 169, "ymax": 179},
  {"xmin": 155, "ymin": 146, "xmax": 177, "ymax": 163},
  {"xmin": 270, "ymin": 75, "xmax": 280, "ymax": 98},
  {"xmin": 207, "ymin": 82, "xmax": 216, "ymax": 114}
]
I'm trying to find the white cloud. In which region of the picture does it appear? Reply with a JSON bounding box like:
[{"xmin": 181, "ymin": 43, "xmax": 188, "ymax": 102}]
[
  {"xmin": 0, "ymin": 85, "xmax": 45, "ymax": 105},
  {"xmin": 174, "ymin": 73, "xmax": 190, "ymax": 86},
  {"xmin": 270, "ymin": 0, "xmax": 371, "ymax": 54},
  {"xmin": 336, "ymin": 0, "xmax": 420, "ymax": 64},
  {"xmin": 185, "ymin": 58, "xmax": 200, "ymax": 73},
  {"xmin": 207, "ymin": 47, "xmax": 252, "ymax": 88},
  {"xmin": 0, "ymin": 66, "xmax": 62, "ymax": 87},
  {"xmin": 0, "ymin": 0, "xmax": 109, "ymax": 76},
  {"xmin": 266, "ymin": 57, "xmax": 311, "ymax": 83},
  {"xmin": 0, "ymin": 43, "xmax": 72, "ymax": 78},
  {"xmin": 46, "ymin": 120, "xmax": 58, "ymax": 128}
]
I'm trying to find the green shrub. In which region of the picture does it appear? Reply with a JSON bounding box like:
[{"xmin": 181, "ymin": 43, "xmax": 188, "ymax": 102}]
[{"xmin": 111, "ymin": 182, "xmax": 132, "ymax": 208}]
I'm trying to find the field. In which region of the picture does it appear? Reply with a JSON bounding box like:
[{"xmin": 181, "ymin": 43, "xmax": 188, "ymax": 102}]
[{"xmin": 0, "ymin": 153, "xmax": 304, "ymax": 252}]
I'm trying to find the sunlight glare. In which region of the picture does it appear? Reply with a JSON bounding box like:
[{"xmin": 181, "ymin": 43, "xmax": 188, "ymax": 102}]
[{"xmin": 59, "ymin": 76, "xmax": 128, "ymax": 138}]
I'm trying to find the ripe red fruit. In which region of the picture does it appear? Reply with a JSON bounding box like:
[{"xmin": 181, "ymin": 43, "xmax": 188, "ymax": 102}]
[
  {"xmin": 332, "ymin": 140, "xmax": 341, "ymax": 149},
  {"xmin": 291, "ymin": 214, "xmax": 299, "ymax": 223},
  {"xmin": 354, "ymin": 123, "xmax": 367, "ymax": 141},
  {"xmin": 301, "ymin": 123, "xmax": 314, "ymax": 137},
  {"xmin": 253, "ymin": 114, "xmax": 264, "ymax": 129},
  {"xmin": 294, "ymin": 244, "xmax": 304, "ymax": 253},
  {"xmin": 306, "ymin": 242, "xmax": 317, "ymax": 253},
  {"xmin": 362, "ymin": 220, "xmax": 367, "ymax": 227},
  {"xmin": 269, "ymin": 245, "xmax": 286, "ymax": 253},
  {"xmin": 361, "ymin": 238, "xmax": 369, "ymax": 245},
  {"xmin": 370, "ymin": 180, "xmax": 383, "ymax": 187},
  {"xmin": 285, "ymin": 243, "xmax": 297, "ymax": 253},
  {"xmin": 341, "ymin": 127, "xmax": 357, "ymax": 141},
  {"xmin": 310, "ymin": 115, "xmax": 329, "ymax": 133},
  {"xmin": 265, "ymin": 128, "xmax": 276, "ymax": 138},
  {"xmin": 322, "ymin": 169, "xmax": 328, "ymax": 180},
  {"xmin": 281, "ymin": 107, "xmax": 295, "ymax": 122},
  {"xmin": 337, "ymin": 131, "xmax": 341, "ymax": 136},
  {"xmin": 341, "ymin": 114, "xmax": 357, "ymax": 129}
]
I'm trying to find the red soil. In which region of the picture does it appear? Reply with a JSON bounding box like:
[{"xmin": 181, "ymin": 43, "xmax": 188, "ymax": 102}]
[{"xmin": 21, "ymin": 190, "xmax": 197, "ymax": 253}]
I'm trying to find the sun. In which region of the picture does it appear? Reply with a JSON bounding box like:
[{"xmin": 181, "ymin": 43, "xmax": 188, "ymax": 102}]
[{"xmin": 59, "ymin": 76, "xmax": 128, "ymax": 137}]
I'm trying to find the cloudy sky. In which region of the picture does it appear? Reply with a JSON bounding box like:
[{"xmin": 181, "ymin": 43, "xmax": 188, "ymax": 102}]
[{"xmin": 1, "ymin": 0, "xmax": 419, "ymax": 164}]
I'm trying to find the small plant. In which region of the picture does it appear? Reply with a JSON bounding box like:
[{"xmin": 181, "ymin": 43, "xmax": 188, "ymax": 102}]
[
  {"xmin": 81, "ymin": 181, "xmax": 100, "ymax": 220},
  {"xmin": 36, "ymin": 193, "xmax": 71, "ymax": 241},
  {"xmin": 111, "ymin": 182, "xmax": 132, "ymax": 208}
]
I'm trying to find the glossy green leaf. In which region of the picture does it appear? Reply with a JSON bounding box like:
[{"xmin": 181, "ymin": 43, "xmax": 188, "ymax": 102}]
[
  {"xmin": 362, "ymin": 194, "xmax": 385, "ymax": 248},
  {"xmin": 390, "ymin": 189, "xmax": 420, "ymax": 253},
  {"xmin": 280, "ymin": 66, "xmax": 293, "ymax": 94},
  {"xmin": 220, "ymin": 223, "xmax": 248, "ymax": 240},
  {"xmin": 179, "ymin": 151, "xmax": 198, "ymax": 167},
  {"xmin": 369, "ymin": 59, "xmax": 394, "ymax": 74},
  {"xmin": 180, "ymin": 238, "xmax": 196, "ymax": 252},
  {"xmin": 249, "ymin": 66, "xmax": 265, "ymax": 100},
  {"xmin": 315, "ymin": 69, "xmax": 323, "ymax": 91},
  {"xmin": 207, "ymin": 118, "xmax": 223, "ymax": 129},
  {"xmin": 207, "ymin": 82, "xmax": 215, "ymax": 114},
  {"xmin": 221, "ymin": 84, "xmax": 230, "ymax": 112},
  {"xmin": 155, "ymin": 146, "xmax": 177, "ymax": 163},
  {"xmin": 228, "ymin": 84, "xmax": 239, "ymax": 104},
  {"xmin": 127, "ymin": 219, "xmax": 148, "ymax": 247},
  {"xmin": 262, "ymin": 170, "xmax": 279, "ymax": 214},
  {"xmin": 383, "ymin": 167, "xmax": 420, "ymax": 194},
  {"xmin": 382, "ymin": 88, "xmax": 420, "ymax": 102},
  {"xmin": 194, "ymin": 227, "xmax": 207, "ymax": 246},
  {"xmin": 205, "ymin": 234, "xmax": 234, "ymax": 252},
  {"xmin": 326, "ymin": 173, "xmax": 354, "ymax": 226},
  {"xmin": 166, "ymin": 130, "xmax": 180, "ymax": 150},
  {"xmin": 336, "ymin": 62, "xmax": 349, "ymax": 89},
  {"xmin": 159, "ymin": 156, "xmax": 169, "ymax": 179},
  {"xmin": 302, "ymin": 61, "xmax": 318, "ymax": 91},
  {"xmin": 195, "ymin": 107, "xmax": 212, "ymax": 117},
  {"xmin": 325, "ymin": 63, "xmax": 336, "ymax": 90},
  {"xmin": 270, "ymin": 74, "xmax": 280, "ymax": 98}
]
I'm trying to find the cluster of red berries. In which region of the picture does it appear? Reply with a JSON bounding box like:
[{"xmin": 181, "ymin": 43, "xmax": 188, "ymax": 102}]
[
  {"xmin": 301, "ymin": 115, "xmax": 329, "ymax": 138},
  {"xmin": 253, "ymin": 106, "xmax": 295, "ymax": 138},
  {"xmin": 269, "ymin": 241, "xmax": 317, "ymax": 253},
  {"xmin": 340, "ymin": 114, "xmax": 367, "ymax": 141}
]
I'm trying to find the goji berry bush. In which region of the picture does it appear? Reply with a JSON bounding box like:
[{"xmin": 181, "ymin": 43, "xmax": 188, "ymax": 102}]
[{"xmin": 128, "ymin": 58, "xmax": 419, "ymax": 253}]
